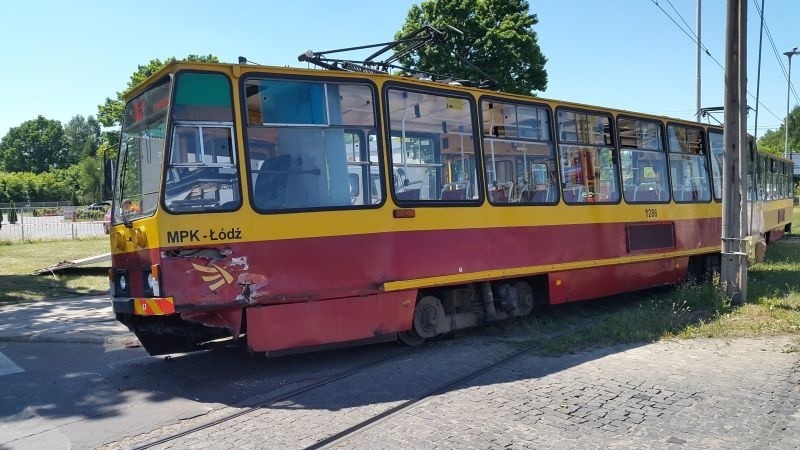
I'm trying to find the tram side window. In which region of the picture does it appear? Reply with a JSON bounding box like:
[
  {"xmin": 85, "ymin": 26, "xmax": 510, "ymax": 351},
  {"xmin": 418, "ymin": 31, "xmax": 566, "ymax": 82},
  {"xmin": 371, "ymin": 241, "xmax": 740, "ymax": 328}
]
[
  {"xmin": 481, "ymin": 100, "xmax": 558, "ymax": 204},
  {"xmin": 164, "ymin": 72, "xmax": 240, "ymax": 213},
  {"xmin": 668, "ymin": 125, "xmax": 711, "ymax": 202},
  {"xmin": 556, "ymin": 109, "xmax": 619, "ymax": 204},
  {"xmin": 757, "ymin": 155, "xmax": 767, "ymax": 200},
  {"xmin": 708, "ymin": 130, "xmax": 723, "ymax": 201},
  {"xmin": 243, "ymin": 79, "xmax": 382, "ymax": 211},
  {"xmin": 619, "ymin": 117, "xmax": 669, "ymax": 203},
  {"xmin": 385, "ymin": 87, "xmax": 479, "ymax": 203}
]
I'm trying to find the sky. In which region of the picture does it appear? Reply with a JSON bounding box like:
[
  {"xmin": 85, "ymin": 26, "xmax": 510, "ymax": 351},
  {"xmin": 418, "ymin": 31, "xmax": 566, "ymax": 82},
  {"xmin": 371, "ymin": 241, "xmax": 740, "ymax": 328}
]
[{"xmin": 0, "ymin": 0, "xmax": 798, "ymax": 140}]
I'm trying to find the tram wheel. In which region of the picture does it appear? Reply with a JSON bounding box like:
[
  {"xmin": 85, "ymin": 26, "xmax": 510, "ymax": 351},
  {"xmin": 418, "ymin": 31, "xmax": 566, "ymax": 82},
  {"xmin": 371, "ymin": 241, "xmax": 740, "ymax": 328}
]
[
  {"xmin": 413, "ymin": 296, "xmax": 443, "ymax": 338},
  {"xmin": 514, "ymin": 281, "xmax": 534, "ymax": 317},
  {"xmin": 397, "ymin": 295, "xmax": 444, "ymax": 346}
]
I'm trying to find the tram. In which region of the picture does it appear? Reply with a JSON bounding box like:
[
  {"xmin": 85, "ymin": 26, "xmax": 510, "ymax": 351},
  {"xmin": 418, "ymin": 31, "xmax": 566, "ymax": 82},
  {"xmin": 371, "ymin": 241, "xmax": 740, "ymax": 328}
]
[{"xmin": 108, "ymin": 56, "xmax": 793, "ymax": 355}]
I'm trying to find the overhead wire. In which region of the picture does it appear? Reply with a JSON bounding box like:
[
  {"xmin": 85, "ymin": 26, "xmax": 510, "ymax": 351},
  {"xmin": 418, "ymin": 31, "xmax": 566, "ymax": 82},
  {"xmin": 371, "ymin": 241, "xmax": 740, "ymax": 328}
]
[
  {"xmin": 751, "ymin": 0, "xmax": 800, "ymax": 105},
  {"xmin": 650, "ymin": 0, "xmax": 784, "ymax": 126}
]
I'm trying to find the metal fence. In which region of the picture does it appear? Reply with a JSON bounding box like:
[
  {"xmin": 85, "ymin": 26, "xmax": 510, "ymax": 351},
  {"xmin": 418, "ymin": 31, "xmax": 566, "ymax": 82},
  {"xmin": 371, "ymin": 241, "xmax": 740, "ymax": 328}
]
[{"xmin": 0, "ymin": 207, "xmax": 107, "ymax": 242}]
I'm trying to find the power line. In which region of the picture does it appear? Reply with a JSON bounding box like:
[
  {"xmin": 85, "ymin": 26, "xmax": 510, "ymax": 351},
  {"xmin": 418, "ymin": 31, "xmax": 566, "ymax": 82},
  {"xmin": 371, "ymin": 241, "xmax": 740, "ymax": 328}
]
[
  {"xmin": 650, "ymin": 0, "xmax": 784, "ymax": 124},
  {"xmin": 751, "ymin": 0, "xmax": 800, "ymax": 105},
  {"xmin": 651, "ymin": 0, "xmax": 725, "ymax": 71}
]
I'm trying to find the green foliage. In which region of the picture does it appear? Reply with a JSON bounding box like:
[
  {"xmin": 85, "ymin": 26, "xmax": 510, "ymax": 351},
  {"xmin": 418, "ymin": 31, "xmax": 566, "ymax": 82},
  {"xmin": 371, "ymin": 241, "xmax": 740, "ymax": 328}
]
[
  {"xmin": 32, "ymin": 207, "xmax": 61, "ymax": 217},
  {"xmin": 757, "ymin": 105, "xmax": 800, "ymax": 156},
  {"xmin": 64, "ymin": 115, "xmax": 101, "ymax": 164},
  {"xmin": 97, "ymin": 54, "xmax": 220, "ymax": 127},
  {"xmin": 395, "ymin": 0, "xmax": 547, "ymax": 95},
  {"xmin": 0, "ymin": 169, "xmax": 77, "ymax": 203},
  {"xmin": 0, "ymin": 116, "xmax": 68, "ymax": 173},
  {"xmin": 75, "ymin": 155, "xmax": 104, "ymax": 204}
]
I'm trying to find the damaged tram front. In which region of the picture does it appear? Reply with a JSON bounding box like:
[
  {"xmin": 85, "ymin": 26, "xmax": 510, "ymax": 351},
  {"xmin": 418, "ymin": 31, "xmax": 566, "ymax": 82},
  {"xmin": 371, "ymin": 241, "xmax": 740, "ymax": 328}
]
[{"xmin": 110, "ymin": 62, "xmax": 418, "ymax": 355}]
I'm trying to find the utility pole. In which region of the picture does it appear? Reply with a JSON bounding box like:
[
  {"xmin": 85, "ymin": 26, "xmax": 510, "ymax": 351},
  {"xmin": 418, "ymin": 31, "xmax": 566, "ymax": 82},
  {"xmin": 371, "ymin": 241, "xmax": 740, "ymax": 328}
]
[
  {"xmin": 721, "ymin": 0, "xmax": 748, "ymax": 304},
  {"xmin": 696, "ymin": 0, "xmax": 702, "ymax": 123}
]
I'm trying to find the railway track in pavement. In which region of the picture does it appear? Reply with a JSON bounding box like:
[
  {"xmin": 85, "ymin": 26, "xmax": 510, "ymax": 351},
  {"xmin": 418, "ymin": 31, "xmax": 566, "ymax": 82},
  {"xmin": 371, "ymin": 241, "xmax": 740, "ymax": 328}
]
[{"xmin": 121, "ymin": 316, "xmax": 601, "ymax": 450}]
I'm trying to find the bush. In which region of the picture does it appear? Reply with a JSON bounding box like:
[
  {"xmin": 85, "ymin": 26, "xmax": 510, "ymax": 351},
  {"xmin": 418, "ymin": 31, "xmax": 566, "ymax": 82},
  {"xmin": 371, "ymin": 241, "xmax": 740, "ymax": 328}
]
[
  {"xmin": 73, "ymin": 208, "xmax": 104, "ymax": 221},
  {"xmin": 33, "ymin": 207, "xmax": 62, "ymax": 217}
]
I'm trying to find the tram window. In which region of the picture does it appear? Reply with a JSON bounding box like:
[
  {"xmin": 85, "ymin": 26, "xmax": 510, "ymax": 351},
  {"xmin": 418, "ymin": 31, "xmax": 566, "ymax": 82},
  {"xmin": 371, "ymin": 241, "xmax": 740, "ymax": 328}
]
[
  {"xmin": 481, "ymin": 100, "xmax": 557, "ymax": 204},
  {"xmin": 767, "ymin": 158, "xmax": 776, "ymax": 200},
  {"xmin": 164, "ymin": 72, "xmax": 240, "ymax": 213},
  {"xmin": 668, "ymin": 124, "xmax": 711, "ymax": 203},
  {"xmin": 243, "ymin": 78, "xmax": 382, "ymax": 211},
  {"xmin": 618, "ymin": 117, "xmax": 669, "ymax": 203},
  {"xmin": 386, "ymin": 87, "xmax": 479, "ymax": 204},
  {"xmin": 165, "ymin": 125, "xmax": 238, "ymax": 212},
  {"xmin": 556, "ymin": 109, "xmax": 619, "ymax": 204},
  {"xmin": 708, "ymin": 131, "xmax": 723, "ymax": 201}
]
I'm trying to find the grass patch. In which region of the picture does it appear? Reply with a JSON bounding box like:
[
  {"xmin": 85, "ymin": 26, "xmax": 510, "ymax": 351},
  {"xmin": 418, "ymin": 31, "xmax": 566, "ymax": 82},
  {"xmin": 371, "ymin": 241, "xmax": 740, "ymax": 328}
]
[
  {"xmin": 0, "ymin": 238, "xmax": 110, "ymax": 304},
  {"xmin": 512, "ymin": 207, "xmax": 800, "ymax": 355}
]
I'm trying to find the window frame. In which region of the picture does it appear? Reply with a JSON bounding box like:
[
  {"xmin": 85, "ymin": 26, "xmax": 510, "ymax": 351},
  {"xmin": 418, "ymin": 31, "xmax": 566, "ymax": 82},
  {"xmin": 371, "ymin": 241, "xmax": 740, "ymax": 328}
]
[
  {"xmin": 666, "ymin": 121, "xmax": 712, "ymax": 204},
  {"xmin": 478, "ymin": 96, "xmax": 559, "ymax": 206},
  {"xmin": 240, "ymin": 73, "xmax": 385, "ymax": 214},
  {"xmin": 382, "ymin": 81, "xmax": 483, "ymax": 207},
  {"xmin": 617, "ymin": 115, "xmax": 671, "ymax": 205},
  {"xmin": 554, "ymin": 106, "xmax": 621, "ymax": 206},
  {"xmin": 707, "ymin": 128, "xmax": 724, "ymax": 203},
  {"xmin": 160, "ymin": 69, "xmax": 243, "ymax": 215}
]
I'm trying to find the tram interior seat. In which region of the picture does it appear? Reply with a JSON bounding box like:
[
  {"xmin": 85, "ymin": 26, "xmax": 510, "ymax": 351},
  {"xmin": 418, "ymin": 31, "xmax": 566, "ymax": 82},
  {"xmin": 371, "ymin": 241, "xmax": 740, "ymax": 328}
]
[
  {"xmin": 441, "ymin": 188, "xmax": 467, "ymax": 200},
  {"xmin": 440, "ymin": 181, "xmax": 469, "ymax": 200},
  {"xmin": 672, "ymin": 186, "xmax": 695, "ymax": 202},
  {"xmin": 254, "ymin": 154, "xmax": 291, "ymax": 209},
  {"xmin": 633, "ymin": 184, "xmax": 662, "ymax": 202},
  {"xmin": 529, "ymin": 185, "xmax": 555, "ymax": 203},
  {"xmin": 396, "ymin": 188, "xmax": 421, "ymax": 201},
  {"xmin": 562, "ymin": 185, "xmax": 585, "ymax": 203},
  {"xmin": 488, "ymin": 181, "xmax": 513, "ymax": 203}
]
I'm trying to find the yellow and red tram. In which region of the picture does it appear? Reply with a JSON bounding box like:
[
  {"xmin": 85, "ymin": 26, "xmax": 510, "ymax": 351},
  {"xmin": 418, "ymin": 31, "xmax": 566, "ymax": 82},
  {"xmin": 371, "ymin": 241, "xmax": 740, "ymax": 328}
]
[{"xmin": 109, "ymin": 61, "xmax": 794, "ymax": 355}]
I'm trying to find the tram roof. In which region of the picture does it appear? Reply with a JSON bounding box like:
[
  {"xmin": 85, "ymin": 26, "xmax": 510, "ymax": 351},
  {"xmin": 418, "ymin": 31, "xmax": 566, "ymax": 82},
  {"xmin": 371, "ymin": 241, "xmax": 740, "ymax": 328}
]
[{"xmin": 127, "ymin": 60, "xmax": 778, "ymax": 145}]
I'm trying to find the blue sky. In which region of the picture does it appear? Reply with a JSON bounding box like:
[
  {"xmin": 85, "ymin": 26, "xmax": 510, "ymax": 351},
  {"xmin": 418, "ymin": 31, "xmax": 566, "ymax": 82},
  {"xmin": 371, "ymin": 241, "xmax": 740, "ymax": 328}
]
[{"xmin": 0, "ymin": 0, "xmax": 797, "ymax": 139}]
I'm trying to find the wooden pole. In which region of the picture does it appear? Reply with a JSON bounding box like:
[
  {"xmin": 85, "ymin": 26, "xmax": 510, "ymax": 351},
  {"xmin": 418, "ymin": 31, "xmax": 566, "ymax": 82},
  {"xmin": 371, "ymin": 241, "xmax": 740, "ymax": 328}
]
[{"xmin": 721, "ymin": 0, "xmax": 748, "ymax": 304}]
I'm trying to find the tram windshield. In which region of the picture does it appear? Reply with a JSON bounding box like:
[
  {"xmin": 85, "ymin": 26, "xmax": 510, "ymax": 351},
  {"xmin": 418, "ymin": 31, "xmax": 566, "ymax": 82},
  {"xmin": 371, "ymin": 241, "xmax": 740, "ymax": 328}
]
[{"xmin": 114, "ymin": 78, "xmax": 171, "ymax": 224}]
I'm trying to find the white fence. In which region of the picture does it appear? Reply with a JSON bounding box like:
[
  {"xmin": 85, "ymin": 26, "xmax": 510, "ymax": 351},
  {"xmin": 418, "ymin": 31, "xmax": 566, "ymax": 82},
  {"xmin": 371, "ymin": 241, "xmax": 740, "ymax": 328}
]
[{"xmin": 0, "ymin": 208, "xmax": 107, "ymax": 242}]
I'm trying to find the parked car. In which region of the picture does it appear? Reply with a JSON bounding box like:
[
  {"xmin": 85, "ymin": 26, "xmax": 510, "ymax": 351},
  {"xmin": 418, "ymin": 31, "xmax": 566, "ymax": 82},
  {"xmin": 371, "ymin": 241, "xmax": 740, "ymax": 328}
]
[{"xmin": 88, "ymin": 201, "xmax": 111, "ymax": 211}]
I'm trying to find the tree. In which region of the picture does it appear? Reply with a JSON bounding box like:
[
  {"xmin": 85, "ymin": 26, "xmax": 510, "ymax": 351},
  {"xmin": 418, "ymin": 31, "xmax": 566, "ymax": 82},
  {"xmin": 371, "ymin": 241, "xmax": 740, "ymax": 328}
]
[
  {"xmin": 75, "ymin": 155, "xmax": 105, "ymax": 203},
  {"xmin": 757, "ymin": 105, "xmax": 800, "ymax": 157},
  {"xmin": 394, "ymin": 0, "xmax": 547, "ymax": 95},
  {"xmin": 0, "ymin": 116, "xmax": 68, "ymax": 173},
  {"xmin": 97, "ymin": 54, "xmax": 220, "ymax": 127},
  {"xmin": 64, "ymin": 115, "xmax": 101, "ymax": 164}
]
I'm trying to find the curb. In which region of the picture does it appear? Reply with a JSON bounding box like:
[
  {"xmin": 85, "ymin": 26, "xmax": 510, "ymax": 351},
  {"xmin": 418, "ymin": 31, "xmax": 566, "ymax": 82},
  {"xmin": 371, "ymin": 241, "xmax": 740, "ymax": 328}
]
[{"xmin": 0, "ymin": 333, "xmax": 139, "ymax": 346}]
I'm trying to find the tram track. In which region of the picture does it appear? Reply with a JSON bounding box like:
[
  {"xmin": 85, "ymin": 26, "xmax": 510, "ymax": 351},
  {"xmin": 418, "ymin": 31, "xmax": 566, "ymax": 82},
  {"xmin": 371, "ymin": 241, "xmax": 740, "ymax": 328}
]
[
  {"xmin": 129, "ymin": 348, "xmax": 414, "ymax": 450},
  {"xmin": 126, "ymin": 317, "xmax": 599, "ymax": 450},
  {"xmin": 304, "ymin": 319, "xmax": 597, "ymax": 450}
]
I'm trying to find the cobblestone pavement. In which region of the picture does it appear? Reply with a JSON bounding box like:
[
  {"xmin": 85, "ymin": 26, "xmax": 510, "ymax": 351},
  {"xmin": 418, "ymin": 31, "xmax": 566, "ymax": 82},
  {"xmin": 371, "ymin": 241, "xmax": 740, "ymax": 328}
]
[
  {"xmin": 103, "ymin": 336, "xmax": 800, "ymax": 449},
  {"xmin": 343, "ymin": 337, "xmax": 800, "ymax": 449}
]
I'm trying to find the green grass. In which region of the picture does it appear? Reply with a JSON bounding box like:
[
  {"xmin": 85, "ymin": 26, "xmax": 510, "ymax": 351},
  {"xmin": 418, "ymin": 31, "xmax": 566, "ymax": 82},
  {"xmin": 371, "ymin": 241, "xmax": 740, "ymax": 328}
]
[
  {"xmin": 521, "ymin": 211, "xmax": 800, "ymax": 355},
  {"xmin": 0, "ymin": 238, "xmax": 110, "ymax": 304}
]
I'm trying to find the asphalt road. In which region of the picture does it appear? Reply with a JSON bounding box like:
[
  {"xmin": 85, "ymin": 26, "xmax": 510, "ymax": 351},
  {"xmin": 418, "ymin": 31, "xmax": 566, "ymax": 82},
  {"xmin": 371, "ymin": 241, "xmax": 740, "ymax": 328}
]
[{"xmin": 0, "ymin": 340, "xmax": 406, "ymax": 449}]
